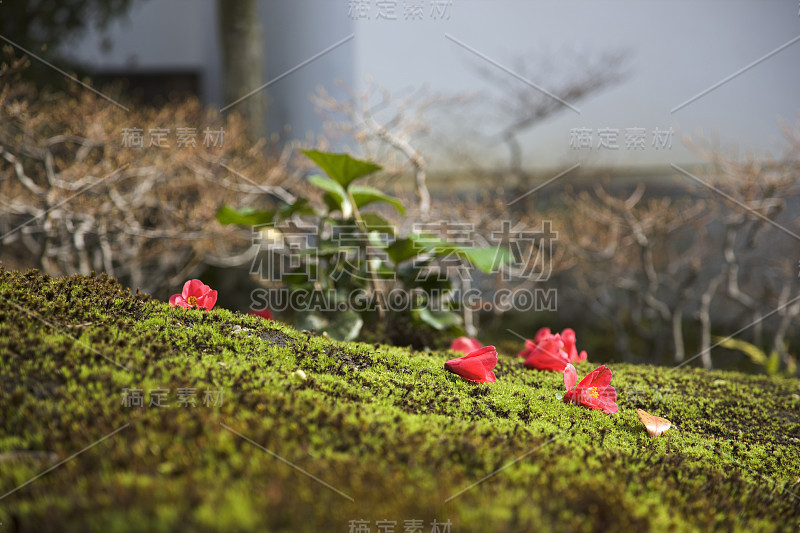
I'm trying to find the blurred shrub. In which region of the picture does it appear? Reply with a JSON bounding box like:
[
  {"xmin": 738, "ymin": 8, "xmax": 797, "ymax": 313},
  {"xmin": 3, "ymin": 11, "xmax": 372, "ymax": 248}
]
[
  {"xmin": 533, "ymin": 125, "xmax": 800, "ymax": 374},
  {"xmin": 0, "ymin": 48, "xmax": 308, "ymax": 298},
  {"xmin": 217, "ymin": 149, "xmax": 509, "ymax": 343}
]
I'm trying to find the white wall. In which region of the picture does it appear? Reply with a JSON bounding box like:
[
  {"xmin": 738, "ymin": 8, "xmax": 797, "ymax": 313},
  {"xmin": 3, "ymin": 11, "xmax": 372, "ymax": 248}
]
[
  {"xmin": 62, "ymin": 0, "xmax": 355, "ymax": 141},
  {"xmin": 61, "ymin": 0, "xmax": 800, "ymax": 170}
]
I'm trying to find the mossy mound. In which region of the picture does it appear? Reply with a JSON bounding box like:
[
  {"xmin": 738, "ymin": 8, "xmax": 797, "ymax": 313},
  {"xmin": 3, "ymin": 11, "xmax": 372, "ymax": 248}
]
[{"xmin": 1, "ymin": 268, "xmax": 799, "ymax": 532}]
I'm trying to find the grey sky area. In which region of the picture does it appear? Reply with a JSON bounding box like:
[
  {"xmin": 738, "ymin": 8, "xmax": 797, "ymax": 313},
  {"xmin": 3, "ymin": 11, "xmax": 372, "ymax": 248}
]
[{"xmin": 63, "ymin": 0, "xmax": 800, "ymax": 171}]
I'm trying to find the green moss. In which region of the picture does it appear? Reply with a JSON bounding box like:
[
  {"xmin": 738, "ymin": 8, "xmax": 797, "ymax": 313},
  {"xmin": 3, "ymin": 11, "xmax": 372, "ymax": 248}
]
[{"xmin": 1, "ymin": 268, "xmax": 799, "ymax": 532}]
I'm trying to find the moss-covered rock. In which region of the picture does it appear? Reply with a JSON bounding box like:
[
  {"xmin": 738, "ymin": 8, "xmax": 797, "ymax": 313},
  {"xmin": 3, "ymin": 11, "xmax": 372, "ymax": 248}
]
[{"xmin": 1, "ymin": 268, "xmax": 798, "ymax": 532}]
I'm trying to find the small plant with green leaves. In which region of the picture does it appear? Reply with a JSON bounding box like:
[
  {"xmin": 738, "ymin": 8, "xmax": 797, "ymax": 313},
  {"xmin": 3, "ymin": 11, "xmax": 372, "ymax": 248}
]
[
  {"xmin": 713, "ymin": 336, "xmax": 797, "ymax": 376},
  {"xmin": 217, "ymin": 150, "xmax": 509, "ymax": 342}
]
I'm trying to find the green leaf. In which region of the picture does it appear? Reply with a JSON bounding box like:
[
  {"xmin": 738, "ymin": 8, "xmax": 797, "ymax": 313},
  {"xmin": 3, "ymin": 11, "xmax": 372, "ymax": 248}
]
[
  {"xmin": 407, "ymin": 233, "xmax": 457, "ymax": 256},
  {"xmin": 714, "ymin": 336, "xmax": 792, "ymax": 376},
  {"xmin": 765, "ymin": 350, "xmax": 781, "ymax": 375},
  {"xmin": 403, "ymin": 273, "xmax": 452, "ymax": 294},
  {"xmin": 282, "ymin": 272, "xmax": 314, "ymax": 286},
  {"xmin": 457, "ymin": 246, "xmax": 512, "ymax": 274},
  {"xmin": 308, "ymin": 175, "xmax": 351, "ymax": 218},
  {"xmin": 407, "ymin": 233, "xmax": 512, "ymax": 274},
  {"xmin": 216, "ymin": 205, "xmax": 275, "ymax": 226},
  {"xmin": 277, "ymin": 198, "xmax": 316, "ymax": 220},
  {"xmin": 301, "ymin": 150, "xmax": 382, "ymax": 189},
  {"xmin": 326, "ymin": 310, "xmax": 364, "ymax": 341},
  {"xmin": 413, "ymin": 308, "xmax": 462, "ymax": 331},
  {"xmin": 321, "ymin": 193, "xmax": 342, "ymax": 215},
  {"xmin": 361, "ymin": 214, "xmax": 395, "ymax": 235},
  {"xmin": 787, "ymin": 354, "xmax": 797, "ymax": 376},
  {"xmin": 713, "ymin": 336, "xmax": 767, "ymax": 365},
  {"xmin": 386, "ymin": 238, "xmax": 419, "ymax": 265},
  {"xmin": 373, "ymin": 263, "xmax": 397, "ymax": 280},
  {"xmin": 294, "ymin": 312, "xmax": 329, "ymax": 333},
  {"xmin": 349, "ymin": 185, "xmax": 406, "ymax": 214},
  {"xmin": 311, "ymin": 240, "xmax": 344, "ymax": 257}
]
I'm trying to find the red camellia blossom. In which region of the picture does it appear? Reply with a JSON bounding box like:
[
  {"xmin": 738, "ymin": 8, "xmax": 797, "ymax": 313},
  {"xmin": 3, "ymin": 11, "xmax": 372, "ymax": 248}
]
[
  {"xmin": 451, "ymin": 336, "xmax": 482, "ymax": 354},
  {"xmin": 168, "ymin": 279, "xmax": 217, "ymax": 310},
  {"xmin": 560, "ymin": 328, "xmax": 588, "ymax": 363},
  {"xmin": 249, "ymin": 308, "xmax": 273, "ymax": 320},
  {"xmin": 534, "ymin": 327, "xmax": 552, "ymax": 344},
  {"xmin": 444, "ymin": 345, "xmax": 497, "ymax": 383},
  {"xmin": 563, "ymin": 363, "xmax": 618, "ymax": 414},
  {"xmin": 519, "ymin": 327, "xmax": 587, "ymax": 370},
  {"xmin": 520, "ymin": 332, "xmax": 570, "ymax": 372}
]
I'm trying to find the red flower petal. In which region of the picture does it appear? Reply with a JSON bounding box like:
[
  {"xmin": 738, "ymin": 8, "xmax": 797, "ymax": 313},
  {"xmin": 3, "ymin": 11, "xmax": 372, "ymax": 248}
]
[
  {"xmin": 563, "ymin": 363, "xmax": 577, "ymax": 392},
  {"xmin": 597, "ymin": 388, "xmax": 618, "ymax": 414},
  {"xmin": 445, "ymin": 358, "xmax": 496, "ymax": 382},
  {"xmin": 249, "ymin": 309, "xmax": 273, "ymax": 320},
  {"xmin": 172, "ymin": 280, "xmax": 216, "ymax": 310},
  {"xmin": 575, "ymin": 387, "xmax": 616, "ymax": 413},
  {"xmin": 181, "ymin": 279, "xmax": 197, "ymax": 300},
  {"xmin": 586, "ymin": 365, "xmax": 613, "ymax": 389},
  {"xmin": 451, "ymin": 336, "xmax": 482, "ymax": 354},
  {"xmin": 561, "ymin": 328, "xmax": 577, "ymax": 360},
  {"xmin": 560, "ymin": 328, "xmax": 589, "ymax": 363},
  {"xmin": 197, "ymin": 289, "xmax": 217, "ymax": 310},
  {"xmin": 523, "ymin": 352, "xmax": 569, "ymax": 372},
  {"xmin": 534, "ymin": 327, "xmax": 552, "ymax": 344},
  {"xmin": 563, "ymin": 364, "xmax": 618, "ymax": 414},
  {"xmin": 522, "ymin": 333, "xmax": 569, "ymax": 371},
  {"xmin": 186, "ymin": 279, "xmax": 210, "ymax": 297},
  {"xmin": 444, "ymin": 345, "xmax": 497, "ymax": 383},
  {"xmin": 517, "ymin": 338, "xmax": 536, "ymax": 359},
  {"xmin": 575, "ymin": 364, "xmax": 604, "ymax": 389},
  {"xmin": 462, "ymin": 345, "xmax": 497, "ymax": 368}
]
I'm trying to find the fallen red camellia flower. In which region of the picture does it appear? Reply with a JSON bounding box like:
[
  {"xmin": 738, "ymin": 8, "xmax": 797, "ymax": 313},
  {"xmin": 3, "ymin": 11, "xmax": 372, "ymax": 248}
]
[
  {"xmin": 563, "ymin": 363, "xmax": 618, "ymax": 414},
  {"xmin": 168, "ymin": 279, "xmax": 217, "ymax": 311},
  {"xmin": 444, "ymin": 345, "xmax": 497, "ymax": 383},
  {"xmin": 249, "ymin": 308, "xmax": 273, "ymax": 320},
  {"xmin": 451, "ymin": 336, "xmax": 482, "ymax": 354},
  {"xmin": 560, "ymin": 328, "xmax": 588, "ymax": 363},
  {"xmin": 534, "ymin": 327, "xmax": 552, "ymax": 344},
  {"xmin": 520, "ymin": 332, "xmax": 570, "ymax": 372}
]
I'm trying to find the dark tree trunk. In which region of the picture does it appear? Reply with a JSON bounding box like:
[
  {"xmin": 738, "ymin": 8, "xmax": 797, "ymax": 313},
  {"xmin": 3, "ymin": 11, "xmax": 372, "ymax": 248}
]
[{"xmin": 218, "ymin": 0, "xmax": 265, "ymax": 139}]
